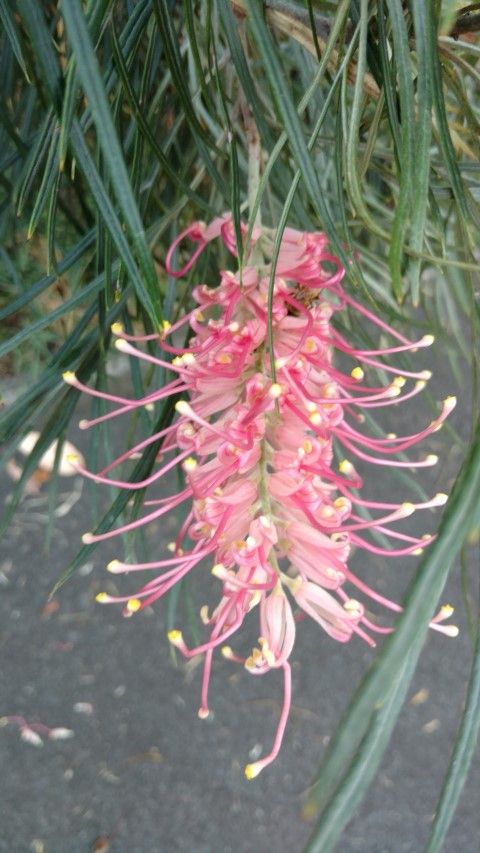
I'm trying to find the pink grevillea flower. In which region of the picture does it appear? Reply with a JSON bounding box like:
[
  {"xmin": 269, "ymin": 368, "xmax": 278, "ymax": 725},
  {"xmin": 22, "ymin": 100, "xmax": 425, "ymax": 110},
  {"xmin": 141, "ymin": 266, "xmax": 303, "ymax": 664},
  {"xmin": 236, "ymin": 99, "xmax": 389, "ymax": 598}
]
[
  {"xmin": 64, "ymin": 214, "xmax": 457, "ymax": 778},
  {"xmin": 0, "ymin": 715, "xmax": 74, "ymax": 747}
]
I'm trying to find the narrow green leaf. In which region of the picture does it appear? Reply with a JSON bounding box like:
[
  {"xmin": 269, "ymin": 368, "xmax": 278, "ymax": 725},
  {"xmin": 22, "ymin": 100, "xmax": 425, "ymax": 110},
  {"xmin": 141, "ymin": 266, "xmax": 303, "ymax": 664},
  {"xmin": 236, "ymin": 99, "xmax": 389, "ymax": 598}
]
[
  {"xmin": 153, "ymin": 0, "xmax": 214, "ymax": 148},
  {"xmin": 335, "ymin": 97, "xmax": 357, "ymax": 264},
  {"xmin": 59, "ymin": 59, "xmax": 79, "ymax": 171},
  {"xmin": 0, "ymin": 231, "xmax": 95, "ymax": 322},
  {"xmin": 349, "ymin": 0, "xmax": 384, "ymax": 89},
  {"xmin": 17, "ymin": 110, "xmax": 56, "ymax": 216},
  {"xmin": 408, "ymin": 3, "xmax": 432, "ymax": 305},
  {"xmin": 210, "ymin": 29, "xmax": 242, "ymax": 260},
  {"xmin": 182, "ymin": 0, "xmax": 218, "ymax": 118},
  {"xmin": 102, "ymin": 0, "xmax": 153, "ymax": 96},
  {"xmin": 61, "ymin": 0, "xmax": 162, "ymax": 322},
  {"xmin": 0, "ymin": 291, "xmax": 102, "ymax": 446},
  {"xmin": 304, "ymin": 658, "xmax": 412, "ymax": 853},
  {"xmin": 385, "ymin": 0, "xmax": 415, "ymax": 301},
  {"xmin": 0, "ymin": 282, "xmax": 131, "ymax": 490},
  {"xmin": 46, "ymin": 169, "xmax": 60, "ymax": 273},
  {"xmin": 0, "ymin": 275, "xmax": 103, "ymax": 359},
  {"xmin": 245, "ymin": 0, "xmax": 353, "ymax": 274},
  {"xmin": 17, "ymin": 0, "xmax": 64, "ymax": 110},
  {"xmin": 152, "ymin": 0, "xmax": 228, "ymax": 198},
  {"xmin": 305, "ymin": 0, "xmax": 321, "ymax": 61},
  {"xmin": 218, "ymin": 1, "xmax": 272, "ymax": 148},
  {"xmin": 426, "ymin": 0, "xmax": 470, "ymax": 225},
  {"xmin": 0, "ymin": 95, "xmax": 27, "ymax": 151},
  {"xmin": 219, "ymin": 0, "xmax": 310, "ymax": 228},
  {"xmin": 85, "ymin": 0, "xmax": 113, "ymax": 41},
  {"xmin": 344, "ymin": 1, "xmax": 390, "ymax": 241},
  {"xmin": 304, "ymin": 417, "xmax": 480, "ymax": 845},
  {"xmin": 27, "ymin": 133, "xmax": 60, "ymax": 238},
  {"xmin": 0, "ymin": 0, "xmax": 31, "ymax": 80},
  {"xmin": 108, "ymin": 18, "xmax": 212, "ymax": 212},
  {"xmin": 69, "ymin": 118, "xmax": 158, "ymax": 319},
  {"xmin": 14, "ymin": 0, "xmax": 156, "ymax": 318},
  {"xmin": 376, "ymin": 0, "xmax": 402, "ymax": 156}
]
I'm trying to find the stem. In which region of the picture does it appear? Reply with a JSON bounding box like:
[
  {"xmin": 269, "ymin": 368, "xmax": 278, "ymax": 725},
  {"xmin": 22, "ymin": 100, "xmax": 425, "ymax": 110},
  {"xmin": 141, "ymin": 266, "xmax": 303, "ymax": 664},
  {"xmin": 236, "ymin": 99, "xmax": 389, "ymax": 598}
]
[{"xmin": 245, "ymin": 107, "xmax": 262, "ymax": 228}]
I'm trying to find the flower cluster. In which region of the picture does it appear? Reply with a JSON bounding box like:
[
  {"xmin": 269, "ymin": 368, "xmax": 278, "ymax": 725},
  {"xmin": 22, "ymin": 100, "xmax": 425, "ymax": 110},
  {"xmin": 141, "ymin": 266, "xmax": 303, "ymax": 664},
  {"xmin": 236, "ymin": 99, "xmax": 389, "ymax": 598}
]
[{"xmin": 64, "ymin": 215, "xmax": 456, "ymax": 778}]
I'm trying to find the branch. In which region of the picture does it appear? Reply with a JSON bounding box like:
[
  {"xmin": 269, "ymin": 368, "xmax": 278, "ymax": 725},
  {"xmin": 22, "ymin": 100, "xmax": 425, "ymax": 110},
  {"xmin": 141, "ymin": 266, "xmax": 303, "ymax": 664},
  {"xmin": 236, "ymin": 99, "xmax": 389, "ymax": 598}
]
[{"xmin": 450, "ymin": 4, "xmax": 480, "ymax": 38}]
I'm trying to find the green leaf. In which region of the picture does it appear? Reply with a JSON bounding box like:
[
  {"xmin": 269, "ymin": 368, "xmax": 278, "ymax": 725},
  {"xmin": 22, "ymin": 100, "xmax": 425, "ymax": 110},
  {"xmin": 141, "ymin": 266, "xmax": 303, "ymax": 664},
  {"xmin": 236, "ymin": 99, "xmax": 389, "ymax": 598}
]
[
  {"xmin": 102, "ymin": 0, "xmax": 153, "ymax": 96},
  {"xmin": 304, "ymin": 656, "xmax": 412, "ymax": 853},
  {"xmin": 385, "ymin": 0, "xmax": 415, "ymax": 301},
  {"xmin": 61, "ymin": 0, "xmax": 162, "ymax": 322},
  {"xmin": 349, "ymin": 0, "xmax": 384, "ymax": 89},
  {"xmin": 108, "ymin": 17, "xmax": 212, "ymax": 213},
  {"xmin": 27, "ymin": 132, "xmax": 60, "ymax": 238},
  {"xmin": 407, "ymin": 3, "xmax": 432, "ymax": 305},
  {"xmin": 209, "ymin": 27, "xmax": 243, "ymax": 259},
  {"xmin": 16, "ymin": 0, "xmax": 161, "ymax": 320},
  {"xmin": 343, "ymin": 1, "xmax": 390, "ymax": 243},
  {"xmin": 304, "ymin": 416, "xmax": 480, "ymax": 850},
  {"xmin": 0, "ymin": 231, "xmax": 95, "ymax": 322},
  {"xmin": 0, "ymin": 91, "xmax": 28, "ymax": 152},
  {"xmin": 376, "ymin": 0, "xmax": 402, "ymax": 155},
  {"xmin": 245, "ymin": 0, "xmax": 354, "ymax": 273},
  {"xmin": 16, "ymin": 110, "xmax": 56, "ymax": 217},
  {"xmin": 69, "ymin": 118, "xmax": 159, "ymax": 319},
  {"xmin": 426, "ymin": 0, "xmax": 470, "ymax": 226},
  {"xmin": 218, "ymin": 1, "xmax": 279, "ymax": 155},
  {"xmin": 0, "ymin": 283, "xmax": 132, "ymax": 520},
  {"xmin": 182, "ymin": 0, "xmax": 218, "ymax": 119},
  {"xmin": 0, "ymin": 288, "xmax": 106, "ymax": 446},
  {"xmin": 0, "ymin": 0, "xmax": 31, "ymax": 80},
  {"xmin": 58, "ymin": 59, "xmax": 79, "ymax": 172},
  {"xmin": 219, "ymin": 0, "xmax": 310, "ymax": 228},
  {"xmin": 46, "ymin": 169, "xmax": 60, "ymax": 273},
  {"xmin": 17, "ymin": 0, "xmax": 64, "ymax": 110},
  {"xmin": 151, "ymin": 0, "xmax": 228, "ymax": 199},
  {"xmin": 0, "ymin": 274, "xmax": 103, "ymax": 360}
]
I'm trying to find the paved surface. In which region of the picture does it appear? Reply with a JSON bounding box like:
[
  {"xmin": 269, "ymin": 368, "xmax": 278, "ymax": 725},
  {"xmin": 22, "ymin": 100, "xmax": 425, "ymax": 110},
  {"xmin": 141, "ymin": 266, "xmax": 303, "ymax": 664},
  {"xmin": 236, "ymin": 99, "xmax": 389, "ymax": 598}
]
[{"xmin": 1, "ymin": 356, "xmax": 479, "ymax": 853}]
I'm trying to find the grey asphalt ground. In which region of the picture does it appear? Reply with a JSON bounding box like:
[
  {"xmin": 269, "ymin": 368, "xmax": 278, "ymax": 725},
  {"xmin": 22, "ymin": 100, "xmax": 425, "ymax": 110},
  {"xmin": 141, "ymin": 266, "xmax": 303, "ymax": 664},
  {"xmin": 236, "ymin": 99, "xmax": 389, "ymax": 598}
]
[{"xmin": 1, "ymin": 352, "xmax": 479, "ymax": 853}]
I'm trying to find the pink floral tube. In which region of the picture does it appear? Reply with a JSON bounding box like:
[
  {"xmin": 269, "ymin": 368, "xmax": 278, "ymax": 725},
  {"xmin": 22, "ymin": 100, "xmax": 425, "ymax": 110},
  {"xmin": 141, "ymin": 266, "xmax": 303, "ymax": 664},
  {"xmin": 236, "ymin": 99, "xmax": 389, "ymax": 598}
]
[{"xmin": 64, "ymin": 215, "xmax": 457, "ymax": 778}]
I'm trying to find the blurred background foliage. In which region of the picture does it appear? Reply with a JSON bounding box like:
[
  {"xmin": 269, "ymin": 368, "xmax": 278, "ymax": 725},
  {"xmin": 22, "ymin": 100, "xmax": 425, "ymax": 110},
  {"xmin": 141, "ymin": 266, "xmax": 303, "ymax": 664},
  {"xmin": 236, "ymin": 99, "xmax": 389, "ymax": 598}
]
[{"xmin": 1, "ymin": 1, "xmax": 480, "ymax": 850}]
